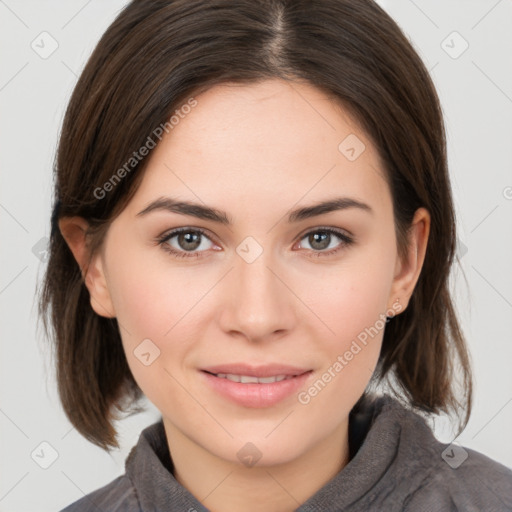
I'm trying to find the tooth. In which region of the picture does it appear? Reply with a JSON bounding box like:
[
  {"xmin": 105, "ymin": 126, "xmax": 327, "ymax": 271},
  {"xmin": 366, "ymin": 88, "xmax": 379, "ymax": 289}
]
[
  {"xmin": 258, "ymin": 376, "xmax": 278, "ymax": 383},
  {"xmin": 240, "ymin": 375, "xmax": 259, "ymax": 383},
  {"xmin": 214, "ymin": 373, "xmax": 293, "ymax": 383}
]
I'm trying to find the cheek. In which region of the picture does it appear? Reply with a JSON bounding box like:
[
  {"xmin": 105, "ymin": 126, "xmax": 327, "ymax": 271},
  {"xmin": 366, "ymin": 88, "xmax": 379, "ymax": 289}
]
[
  {"xmin": 317, "ymin": 254, "xmax": 395, "ymax": 339},
  {"xmin": 108, "ymin": 246, "xmax": 204, "ymax": 340},
  {"xmin": 106, "ymin": 256, "xmax": 204, "ymax": 406},
  {"xmin": 110, "ymin": 274, "xmax": 173, "ymax": 342},
  {"xmin": 305, "ymin": 243, "xmax": 396, "ymax": 387},
  {"xmin": 106, "ymin": 246, "xmax": 221, "ymax": 369},
  {"xmin": 298, "ymin": 281, "xmax": 388, "ymax": 414}
]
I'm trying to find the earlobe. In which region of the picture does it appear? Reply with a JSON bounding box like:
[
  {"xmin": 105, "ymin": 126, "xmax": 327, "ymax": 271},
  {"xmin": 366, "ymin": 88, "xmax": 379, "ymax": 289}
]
[
  {"xmin": 389, "ymin": 208, "xmax": 431, "ymax": 312},
  {"xmin": 58, "ymin": 216, "xmax": 116, "ymax": 318}
]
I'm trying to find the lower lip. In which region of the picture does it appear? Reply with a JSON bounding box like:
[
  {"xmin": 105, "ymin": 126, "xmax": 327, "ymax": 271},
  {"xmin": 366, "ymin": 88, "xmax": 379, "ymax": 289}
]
[{"xmin": 200, "ymin": 370, "xmax": 313, "ymax": 408}]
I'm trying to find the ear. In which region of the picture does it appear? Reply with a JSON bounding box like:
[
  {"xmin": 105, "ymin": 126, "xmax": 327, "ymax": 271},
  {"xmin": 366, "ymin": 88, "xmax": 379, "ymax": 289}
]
[
  {"xmin": 388, "ymin": 207, "xmax": 431, "ymax": 313},
  {"xmin": 58, "ymin": 216, "xmax": 116, "ymax": 318}
]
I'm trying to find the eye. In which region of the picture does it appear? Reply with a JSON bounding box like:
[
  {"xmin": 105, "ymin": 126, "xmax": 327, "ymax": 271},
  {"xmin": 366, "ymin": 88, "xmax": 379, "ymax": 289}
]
[
  {"xmin": 296, "ymin": 228, "xmax": 354, "ymax": 257},
  {"xmin": 156, "ymin": 227, "xmax": 218, "ymax": 259},
  {"xmin": 156, "ymin": 226, "xmax": 354, "ymax": 260}
]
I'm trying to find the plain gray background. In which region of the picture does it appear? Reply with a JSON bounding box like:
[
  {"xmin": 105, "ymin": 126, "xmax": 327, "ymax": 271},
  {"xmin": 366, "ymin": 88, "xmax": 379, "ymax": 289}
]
[{"xmin": 1, "ymin": 0, "xmax": 511, "ymax": 510}]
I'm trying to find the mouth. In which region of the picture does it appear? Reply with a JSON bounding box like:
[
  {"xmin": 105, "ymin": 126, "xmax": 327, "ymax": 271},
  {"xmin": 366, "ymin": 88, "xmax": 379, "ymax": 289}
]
[
  {"xmin": 203, "ymin": 372, "xmax": 298, "ymax": 384},
  {"xmin": 201, "ymin": 363, "xmax": 311, "ymax": 378},
  {"xmin": 199, "ymin": 364, "xmax": 313, "ymax": 408}
]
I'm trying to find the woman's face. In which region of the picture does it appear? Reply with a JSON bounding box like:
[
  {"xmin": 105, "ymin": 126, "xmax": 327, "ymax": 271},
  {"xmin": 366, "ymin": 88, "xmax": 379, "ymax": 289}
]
[{"xmin": 85, "ymin": 79, "xmax": 424, "ymax": 466}]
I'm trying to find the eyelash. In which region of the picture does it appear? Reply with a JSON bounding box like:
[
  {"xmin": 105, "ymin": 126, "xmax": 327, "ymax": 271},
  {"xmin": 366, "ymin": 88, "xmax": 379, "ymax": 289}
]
[{"xmin": 155, "ymin": 227, "xmax": 354, "ymax": 260}]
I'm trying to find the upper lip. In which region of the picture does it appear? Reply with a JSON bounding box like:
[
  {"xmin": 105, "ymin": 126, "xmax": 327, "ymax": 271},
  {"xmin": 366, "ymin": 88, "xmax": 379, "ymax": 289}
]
[{"xmin": 201, "ymin": 363, "xmax": 311, "ymax": 378}]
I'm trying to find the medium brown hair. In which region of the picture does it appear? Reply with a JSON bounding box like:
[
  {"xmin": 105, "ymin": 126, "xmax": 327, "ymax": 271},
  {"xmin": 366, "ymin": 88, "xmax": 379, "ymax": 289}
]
[{"xmin": 38, "ymin": 0, "xmax": 472, "ymax": 450}]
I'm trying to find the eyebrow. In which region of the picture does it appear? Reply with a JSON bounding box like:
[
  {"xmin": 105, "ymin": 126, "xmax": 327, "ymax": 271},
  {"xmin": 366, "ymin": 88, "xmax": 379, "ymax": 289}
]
[{"xmin": 136, "ymin": 196, "xmax": 373, "ymax": 224}]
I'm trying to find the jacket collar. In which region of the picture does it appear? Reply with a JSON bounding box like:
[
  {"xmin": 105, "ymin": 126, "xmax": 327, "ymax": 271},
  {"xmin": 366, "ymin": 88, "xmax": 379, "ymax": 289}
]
[{"xmin": 125, "ymin": 394, "xmax": 416, "ymax": 511}]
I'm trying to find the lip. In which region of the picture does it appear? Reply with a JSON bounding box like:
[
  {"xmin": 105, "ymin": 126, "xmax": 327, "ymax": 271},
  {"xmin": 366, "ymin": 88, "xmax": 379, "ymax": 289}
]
[
  {"xmin": 201, "ymin": 363, "xmax": 310, "ymax": 378},
  {"xmin": 200, "ymin": 364, "xmax": 313, "ymax": 408}
]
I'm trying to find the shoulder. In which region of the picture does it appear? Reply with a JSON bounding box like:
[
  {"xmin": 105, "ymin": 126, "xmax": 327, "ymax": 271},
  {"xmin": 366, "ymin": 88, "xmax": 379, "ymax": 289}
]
[
  {"xmin": 364, "ymin": 395, "xmax": 512, "ymax": 511},
  {"xmin": 405, "ymin": 446, "xmax": 512, "ymax": 511},
  {"xmin": 59, "ymin": 474, "xmax": 140, "ymax": 512},
  {"xmin": 388, "ymin": 396, "xmax": 512, "ymax": 511}
]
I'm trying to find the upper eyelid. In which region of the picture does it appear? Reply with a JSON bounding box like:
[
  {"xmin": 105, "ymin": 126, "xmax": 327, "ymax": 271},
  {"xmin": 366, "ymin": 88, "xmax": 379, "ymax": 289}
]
[
  {"xmin": 161, "ymin": 226, "xmax": 217, "ymax": 244},
  {"xmin": 297, "ymin": 226, "xmax": 352, "ymax": 240}
]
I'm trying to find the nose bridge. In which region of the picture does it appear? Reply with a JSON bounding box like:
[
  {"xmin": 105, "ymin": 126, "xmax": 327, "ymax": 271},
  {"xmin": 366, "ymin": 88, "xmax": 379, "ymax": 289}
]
[{"xmin": 219, "ymin": 237, "xmax": 295, "ymax": 340}]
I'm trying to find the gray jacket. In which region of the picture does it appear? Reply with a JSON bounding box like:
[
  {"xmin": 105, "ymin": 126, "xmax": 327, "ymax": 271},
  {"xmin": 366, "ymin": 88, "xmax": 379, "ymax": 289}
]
[{"xmin": 60, "ymin": 394, "xmax": 512, "ymax": 511}]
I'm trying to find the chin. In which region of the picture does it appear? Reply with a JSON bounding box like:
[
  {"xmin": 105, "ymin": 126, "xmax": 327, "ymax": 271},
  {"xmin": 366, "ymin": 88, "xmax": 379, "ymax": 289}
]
[{"xmin": 211, "ymin": 428, "xmax": 316, "ymax": 469}]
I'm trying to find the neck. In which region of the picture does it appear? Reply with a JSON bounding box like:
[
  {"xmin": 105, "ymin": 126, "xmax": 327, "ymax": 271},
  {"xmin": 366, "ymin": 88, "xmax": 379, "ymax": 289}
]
[{"xmin": 163, "ymin": 419, "xmax": 350, "ymax": 512}]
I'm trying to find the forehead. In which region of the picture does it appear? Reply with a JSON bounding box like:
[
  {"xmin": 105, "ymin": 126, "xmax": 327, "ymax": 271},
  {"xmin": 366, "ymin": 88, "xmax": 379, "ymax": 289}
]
[{"xmin": 124, "ymin": 79, "xmax": 391, "ymax": 219}]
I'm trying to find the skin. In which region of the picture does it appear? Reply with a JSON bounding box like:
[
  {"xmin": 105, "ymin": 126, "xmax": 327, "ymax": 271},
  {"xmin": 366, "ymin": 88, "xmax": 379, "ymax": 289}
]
[{"xmin": 60, "ymin": 78, "xmax": 430, "ymax": 512}]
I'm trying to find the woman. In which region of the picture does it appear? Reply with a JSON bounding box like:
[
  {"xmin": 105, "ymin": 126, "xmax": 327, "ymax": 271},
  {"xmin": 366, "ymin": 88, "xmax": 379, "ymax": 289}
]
[{"xmin": 39, "ymin": 0, "xmax": 512, "ymax": 510}]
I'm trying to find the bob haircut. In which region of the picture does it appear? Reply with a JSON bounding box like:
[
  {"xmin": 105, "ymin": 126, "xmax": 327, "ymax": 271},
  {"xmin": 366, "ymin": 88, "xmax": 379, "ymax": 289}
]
[{"xmin": 39, "ymin": 0, "xmax": 472, "ymax": 450}]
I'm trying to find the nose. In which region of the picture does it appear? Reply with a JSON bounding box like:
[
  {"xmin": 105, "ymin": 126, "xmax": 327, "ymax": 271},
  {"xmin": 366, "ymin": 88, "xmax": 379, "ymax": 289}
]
[{"xmin": 217, "ymin": 246, "xmax": 297, "ymax": 343}]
